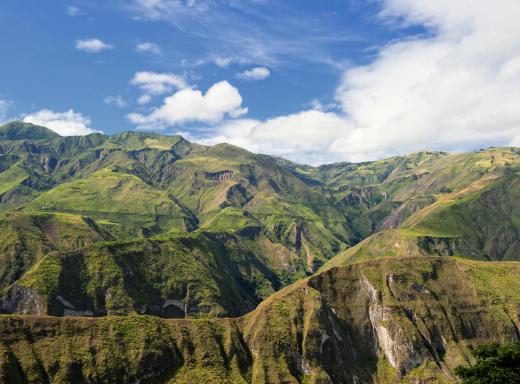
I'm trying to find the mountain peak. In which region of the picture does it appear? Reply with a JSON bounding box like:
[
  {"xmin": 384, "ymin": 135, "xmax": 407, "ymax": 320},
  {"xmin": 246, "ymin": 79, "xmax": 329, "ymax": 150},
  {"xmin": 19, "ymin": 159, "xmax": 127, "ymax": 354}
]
[{"xmin": 0, "ymin": 121, "xmax": 61, "ymax": 141}]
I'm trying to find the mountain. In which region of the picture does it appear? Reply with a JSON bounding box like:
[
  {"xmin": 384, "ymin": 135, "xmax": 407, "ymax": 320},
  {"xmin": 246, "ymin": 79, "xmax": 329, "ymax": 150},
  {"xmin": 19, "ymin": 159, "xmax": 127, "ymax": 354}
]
[
  {"xmin": 2, "ymin": 256, "xmax": 519, "ymax": 383},
  {"xmin": 0, "ymin": 121, "xmax": 518, "ymax": 383}
]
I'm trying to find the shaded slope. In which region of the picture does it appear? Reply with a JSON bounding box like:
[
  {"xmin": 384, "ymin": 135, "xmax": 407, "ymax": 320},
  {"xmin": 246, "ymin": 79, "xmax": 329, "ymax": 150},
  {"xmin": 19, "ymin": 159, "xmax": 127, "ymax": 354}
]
[
  {"xmin": 0, "ymin": 230, "xmax": 287, "ymax": 318},
  {"xmin": 0, "ymin": 211, "xmax": 112, "ymax": 291}
]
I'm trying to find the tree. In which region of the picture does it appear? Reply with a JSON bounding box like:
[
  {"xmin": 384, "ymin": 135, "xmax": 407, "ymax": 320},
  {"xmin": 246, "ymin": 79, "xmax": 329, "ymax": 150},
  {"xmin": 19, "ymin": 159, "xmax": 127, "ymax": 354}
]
[{"xmin": 455, "ymin": 342, "xmax": 520, "ymax": 384}]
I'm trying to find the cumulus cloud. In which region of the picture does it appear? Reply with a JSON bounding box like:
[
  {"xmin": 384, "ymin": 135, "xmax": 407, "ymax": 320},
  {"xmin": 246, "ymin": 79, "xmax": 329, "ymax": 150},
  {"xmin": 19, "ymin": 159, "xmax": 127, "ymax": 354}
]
[
  {"xmin": 23, "ymin": 109, "xmax": 99, "ymax": 136},
  {"xmin": 237, "ymin": 67, "xmax": 270, "ymax": 81},
  {"xmin": 214, "ymin": 57, "xmax": 233, "ymax": 68},
  {"xmin": 130, "ymin": 71, "xmax": 188, "ymax": 95},
  {"xmin": 127, "ymin": 81, "xmax": 247, "ymax": 129},
  {"xmin": 75, "ymin": 38, "xmax": 113, "ymax": 53},
  {"xmin": 137, "ymin": 94, "xmax": 152, "ymax": 105},
  {"xmin": 136, "ymin": 42, "xmax": 162, "ymax": 55},
  {"xmin": 329, "ymin": 0, "xmax": 520, "ymax": 161},
  {"xmin": 198, "ymin": 111, "xmax": 350, "ymax": 164},
  {"xmin": 104, "ymin": 95, "xmax": 128, "ymax": 108},
  {"xmin": 192, "ymin": 0, "xmax": 520, "ymax": 164}
]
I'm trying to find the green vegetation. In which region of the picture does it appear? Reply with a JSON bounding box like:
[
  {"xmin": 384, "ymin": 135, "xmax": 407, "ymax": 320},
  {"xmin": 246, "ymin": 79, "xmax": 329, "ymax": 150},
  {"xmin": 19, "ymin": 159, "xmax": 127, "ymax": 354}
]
[
  {"xmin": 455, "ymin": 342, "xmax": 520, "ymax": 384},
  {"xmin": 0, "ymin": 122, "xmax": 519, "ymax": 383},
  {"xmin": 1, "ymin": 256, "xmax": 519, "ymax": 383}
]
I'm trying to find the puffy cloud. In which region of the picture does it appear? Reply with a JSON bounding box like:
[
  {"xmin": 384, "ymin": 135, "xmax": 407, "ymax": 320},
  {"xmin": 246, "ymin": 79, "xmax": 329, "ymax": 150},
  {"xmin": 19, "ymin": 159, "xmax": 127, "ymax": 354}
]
[
  {"xmin": 130, "ymin": 71, "xmax": 188, "ymax": 95},
  {"xmin": 194, "ymin": 0, "xmax": 520, "ymax": 164},
  {"xmin": 136, "ymin": 42, "xmax": 162, "ymax": 55},
  {"xmin": 330, "ymin": 0, "xmax": 520, "ymax": 160},
  {"xmin": 214, "ymin": 57, "xmax": 233, "ymax": 68},
  {"xmin": 75, "ymin": 39, "xmax": 113, "ymax": 53},
  {"xmin": 23, "ymin": 109, "xmax": 99, "ymax": 136},
  {"xmin": 137, "ymin": 94, "xmax": 152, "ymax": 105},
  {"xmin": 198, "ymin": 110, "xmax": 350, "ymax": 164},
  {"xmin": 128, "ymin": 81, "xmax": 246, "ymax": 128},
  {"xmin": 104, "ymin": 95, "xmax": 128, "ymax": 108},
  {"xmin": 237, "ymin": 67, "xmax": 270, "ymax": 81}
]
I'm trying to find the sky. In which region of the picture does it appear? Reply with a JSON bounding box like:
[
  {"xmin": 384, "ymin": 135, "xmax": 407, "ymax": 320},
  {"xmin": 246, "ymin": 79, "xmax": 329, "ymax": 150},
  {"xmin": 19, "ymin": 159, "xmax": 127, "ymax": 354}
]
[{"xmin": 1, "ymin": 0, "xmax": 520, "ymax": 164}]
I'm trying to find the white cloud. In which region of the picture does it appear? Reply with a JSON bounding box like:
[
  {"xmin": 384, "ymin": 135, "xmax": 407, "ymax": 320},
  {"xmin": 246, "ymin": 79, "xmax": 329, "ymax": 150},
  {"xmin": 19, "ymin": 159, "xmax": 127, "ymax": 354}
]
[
  {"xmin": 137, "ymin": 94, "xmax": 152, "ymax": 105},
  {"xmin": 197, "ymin": 110, "xmax": 350, "ymax": 164},
  {"xmin": 125, "ymin": 0, "xmax": 361, "ymax": 69},
  {"xmin": 66, "ymin": 6, "xmax": 84, "ymax": 17},
  {"xmin": 510, "ymin": 136, "xmax": 520, "ymax": 147},
  {"xmin": 136, "ymin": 42, "xmax": 162, "ymax": 55},
  {"xmin": 128, "ymin": 80, "xmax": 246, "ymax": 128},
  {"xmin": 190, "ymin": 0, "xmax": 520, "ymax": 164},
  {"xmin": 131, "ymin": 0, "xmax": 209, "ymax": 20},
  {"xmin": 130, "ymin": 71, "xmax": 188, "ymax": 95},
  {"xmin": 104, "ymin": 95, "xmax": 128, "ymax": 108},
  {"xmin": 23, "ymin": 109, "xmax": 99, "ymax": 136},
  {"xmin": 75, "ymin": 39, "xmax": 113, "ymax": 53},
  {"xmin": 237, "ymin": 67, "xmax": 270, "ymax": 81},
  {"xmin": 330, "ymin": 0, "xmax": 520, "ymax": 161},
  {"xmin": 309, "ymin": 99, "xmax": 340, "ymax": 113},
  {"xmin": 214, "ymin": 57, "xmax": 232, "ymax": 68}
]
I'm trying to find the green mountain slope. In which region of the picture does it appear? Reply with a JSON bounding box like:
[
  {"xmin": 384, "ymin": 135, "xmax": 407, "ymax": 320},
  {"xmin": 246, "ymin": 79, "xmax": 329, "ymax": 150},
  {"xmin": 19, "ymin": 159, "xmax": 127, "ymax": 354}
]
[
  {"xmin": 306, "ymin": 148, "xmax": 520, "ymax": 243},
  {"xmin": 1, "ymin": 256, "xmax": 519, "ymax": 383},
  {"xmin": 325, "ymin": 169, "xmax": 520, "ymax": 269},
  {"xmin": 0, "ymin": 211, "xmax": 112, "ymax": 291},
  {"xmin": 28, "ymin": 168, "xmax": 198, "ymax": 237},
  {"xmin": 1, "ymin": 230, "xmax": 288, "ymax": 318},
  {"xmin": 0, "ymin": 122, "xmax": 519, "ymax": 321},
  {"xmin": 0, "ymin": 122, "xmax": 519, "ymax": 383}
]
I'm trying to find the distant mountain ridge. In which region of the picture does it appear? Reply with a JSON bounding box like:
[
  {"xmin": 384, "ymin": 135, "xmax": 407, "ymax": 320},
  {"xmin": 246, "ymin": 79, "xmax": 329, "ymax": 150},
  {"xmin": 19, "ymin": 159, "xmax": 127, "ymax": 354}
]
[{"xmin": 0, "ymin": 121, "xmax": 519, "ymax": 318}]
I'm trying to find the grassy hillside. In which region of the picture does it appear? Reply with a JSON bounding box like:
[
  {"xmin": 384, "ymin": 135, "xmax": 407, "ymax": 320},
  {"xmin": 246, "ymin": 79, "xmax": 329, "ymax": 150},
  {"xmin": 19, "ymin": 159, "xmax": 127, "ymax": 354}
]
[
  {"xmin": 0, "ymin": 122, "xmax": 519, "ymax": 383},
  {"xmin": 1, "ymin": 230, "xmax": 295, "ymax": 318},
  {"xmin": 0, "ymin": 211, "xmax": 112, "ymax": 291},
  {"xmin": 28, "ymin": 168, "xmax": 198, "ymax": 237},
  {"xmin": 0, "ymin": 122, "xmax": 519, "ymax": 320},
  {"xmin": 1, "ymin": 256, "xmax": 519, "ymax": 383},
  {"xmin": 325, "ymin": 169, "xmax": 520, "ymax": 269}
]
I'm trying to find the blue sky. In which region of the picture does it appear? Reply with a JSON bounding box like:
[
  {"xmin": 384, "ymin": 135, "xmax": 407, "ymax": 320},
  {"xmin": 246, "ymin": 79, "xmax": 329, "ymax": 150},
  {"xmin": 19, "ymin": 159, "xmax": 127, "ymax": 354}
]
[
  {"xmin": 0, "ymin": 1, "xmax": 394, "ymax": 132},
  {"xmin": 1, "ymin": 1, "xmax": 520, "ymax": 164}
]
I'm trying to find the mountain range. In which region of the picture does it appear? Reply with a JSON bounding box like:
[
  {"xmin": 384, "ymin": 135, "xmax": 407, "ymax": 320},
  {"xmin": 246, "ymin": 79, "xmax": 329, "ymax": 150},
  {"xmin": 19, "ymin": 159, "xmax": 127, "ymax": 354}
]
[{"xmin": 0, "ymin": 121, "xmax": 518, "ymax": 383}]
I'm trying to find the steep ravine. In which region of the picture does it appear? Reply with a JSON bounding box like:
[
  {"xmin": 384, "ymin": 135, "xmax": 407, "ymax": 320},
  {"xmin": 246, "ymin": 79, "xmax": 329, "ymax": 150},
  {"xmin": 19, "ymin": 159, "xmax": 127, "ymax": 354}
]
[{"xmin": 1, "ymin": 256, "xmax": 518, "ymax": 384}]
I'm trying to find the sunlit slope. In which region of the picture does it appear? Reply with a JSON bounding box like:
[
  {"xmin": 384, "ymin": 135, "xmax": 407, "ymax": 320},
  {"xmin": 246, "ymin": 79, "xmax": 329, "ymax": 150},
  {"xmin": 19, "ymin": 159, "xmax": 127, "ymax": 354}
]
[
  {"xmin": 307, "ymin": 147, "xmax": 520, "ymax": 242},
  {"xmin": 160, "ymin": 143, "xmax": 353, "ymax": 271},
  {"xmin": 1, "ymin": 121, "xmax": 520, "ymax": 322},
  {"xmin": 324, "ymin": 169, "xmax": 520, "ymax": 269},
  {"xmin": 28, "ymin": 168, "xmax": 198, "ymax": 237}
]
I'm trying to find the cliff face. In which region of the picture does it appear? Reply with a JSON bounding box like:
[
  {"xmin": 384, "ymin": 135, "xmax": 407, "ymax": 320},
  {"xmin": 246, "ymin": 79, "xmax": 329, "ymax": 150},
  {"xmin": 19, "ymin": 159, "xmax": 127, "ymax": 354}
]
[{"xmin": 1, "ymin": 257, "xmax": 518, "ymax": 384}]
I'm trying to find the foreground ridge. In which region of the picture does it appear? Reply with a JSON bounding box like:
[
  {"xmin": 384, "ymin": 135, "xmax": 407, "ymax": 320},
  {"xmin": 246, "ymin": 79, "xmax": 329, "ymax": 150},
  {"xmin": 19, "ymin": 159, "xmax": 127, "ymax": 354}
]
[{"xmin": 1, "ymin": 256, "xmax": 519, "ymax": 383}]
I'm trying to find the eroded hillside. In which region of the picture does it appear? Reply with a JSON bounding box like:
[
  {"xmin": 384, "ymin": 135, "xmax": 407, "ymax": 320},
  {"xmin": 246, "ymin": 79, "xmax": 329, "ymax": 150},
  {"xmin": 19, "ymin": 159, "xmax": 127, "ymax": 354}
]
[{"xmin": 1, "ymin": 257, "xmax": 519, "ymax": 383}]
